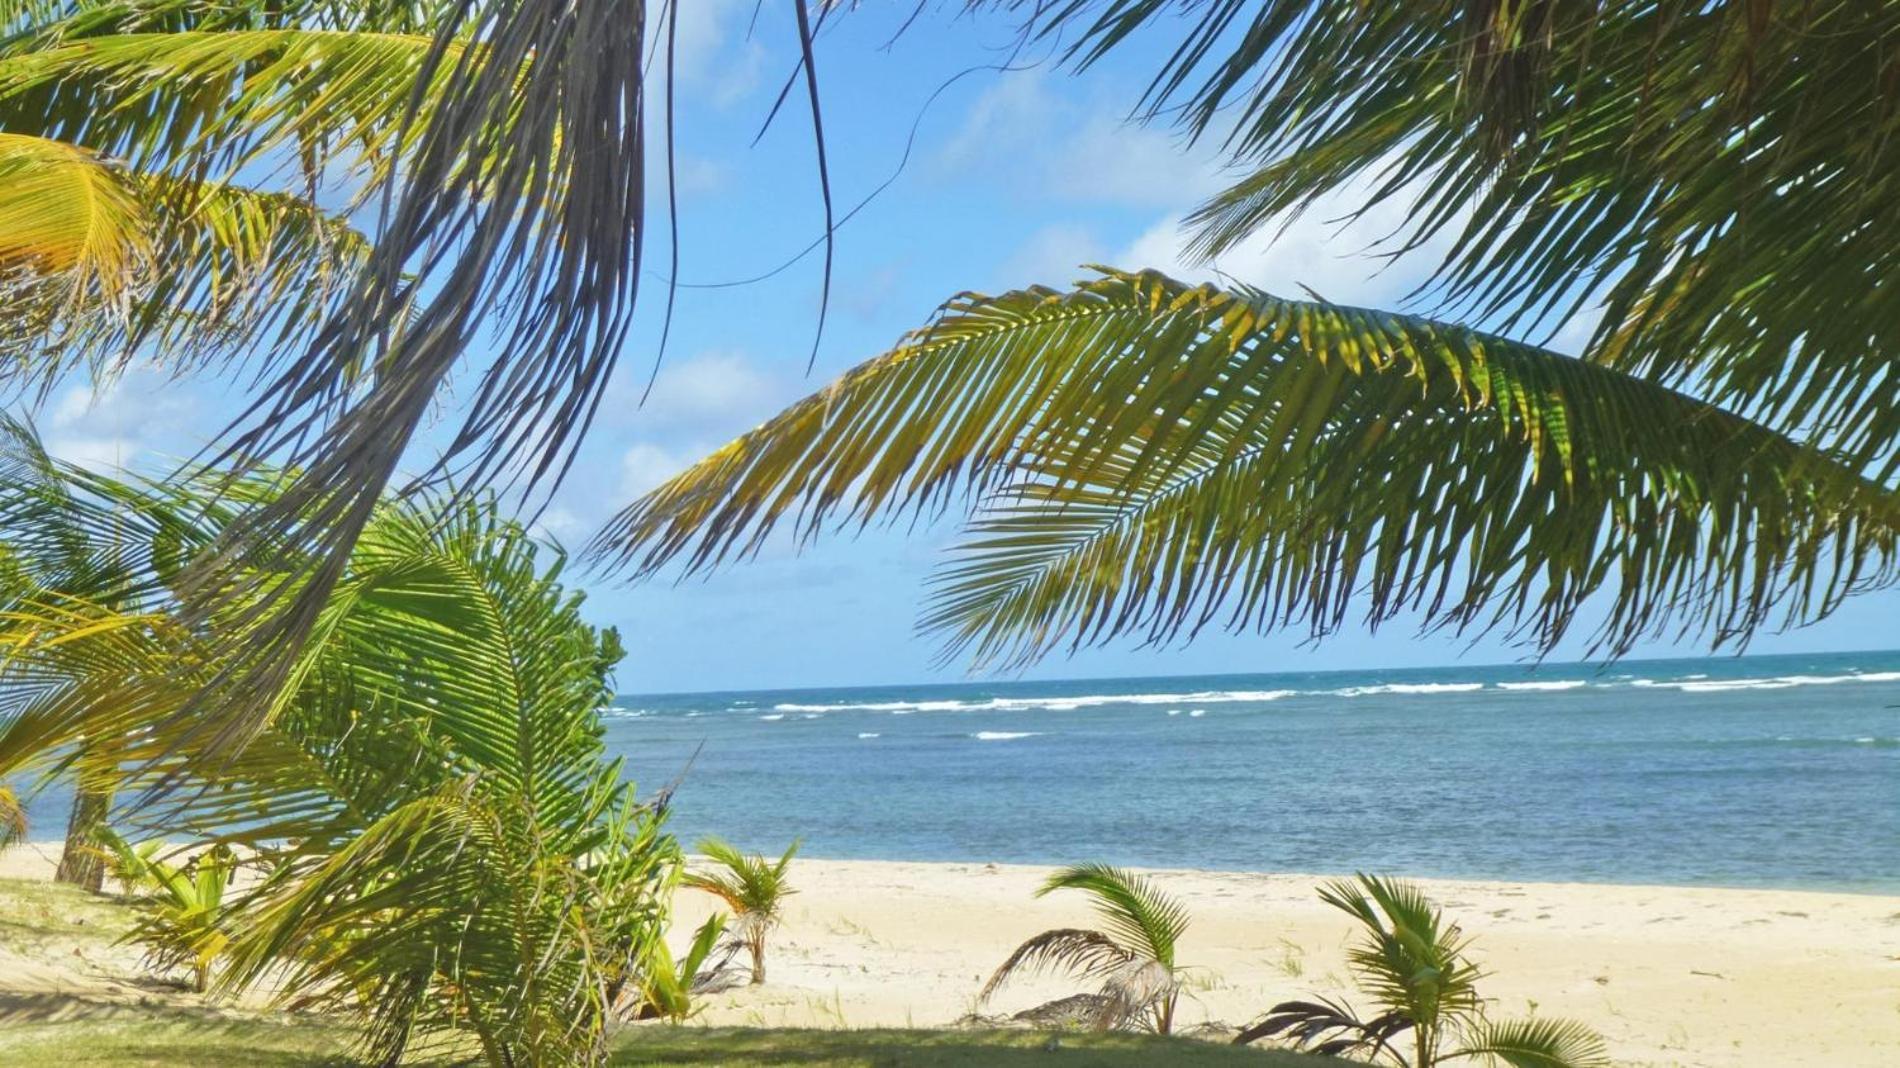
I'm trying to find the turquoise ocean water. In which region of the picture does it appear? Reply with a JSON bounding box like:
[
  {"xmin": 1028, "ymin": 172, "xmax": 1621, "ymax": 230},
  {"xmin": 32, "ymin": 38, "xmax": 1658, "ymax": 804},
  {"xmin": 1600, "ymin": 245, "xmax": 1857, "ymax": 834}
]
[
  {"xmin": 16, "ymin": 650, "xmax": 1898, "ymax": 891},
  {"xmin": 610, "ymin": 650, "xmax": 1900, "ymax": 892}
]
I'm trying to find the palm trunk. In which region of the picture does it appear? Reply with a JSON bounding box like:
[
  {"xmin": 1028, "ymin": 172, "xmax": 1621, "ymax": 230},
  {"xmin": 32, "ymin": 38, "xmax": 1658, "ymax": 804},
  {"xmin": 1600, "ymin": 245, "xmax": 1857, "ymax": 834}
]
[
  {"xmin": 749, "ymin": 935, "xmax": 766, "ymax": 985},
  {"xmin": 1414, "ymin": 1020, "xmax": 1435, "ymax": 1068},
  {"xmin": 54, "ymin": 782, "xmax": 110, "ymax": 892}
]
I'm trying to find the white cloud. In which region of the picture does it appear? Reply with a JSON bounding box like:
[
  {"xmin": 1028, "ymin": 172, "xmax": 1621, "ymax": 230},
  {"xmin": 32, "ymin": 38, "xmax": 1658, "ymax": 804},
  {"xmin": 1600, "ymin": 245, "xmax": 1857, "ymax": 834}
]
[
  {"xmin": 39, "ymin": 368, "xmax": 199, "ymax": 472},
  {"xmin": 529, "ymin": 505, "xmax": 590, "ymax": 546},
  {"xmin": 937, "ymin": 73, "xmax": 1228, "ymax": 209},
  {"xmin": 994, "ymin": 223, "xmax": 1110, "ymax": 289},
  {"xmin": 1114, "ymin": 166, "xmax": 1466, "ymax": 308},
  {"xmin": 636, "ymin": 348, "xmax": 782, "ymax": 429},
  {"xmin": 661, "ymin": 0, "xmax": 766, "ymax": 107},
  {"xmin": 618, "ymin": 441, "xmax": 696, "ymax": 499}
]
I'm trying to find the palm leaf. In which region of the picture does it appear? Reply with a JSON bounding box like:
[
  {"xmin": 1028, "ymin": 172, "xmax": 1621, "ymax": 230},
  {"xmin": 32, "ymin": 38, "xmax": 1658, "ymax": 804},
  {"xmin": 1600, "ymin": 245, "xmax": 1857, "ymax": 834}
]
[
  {"xmin": 1234, "ymin": 997, "xmax": 1412, "ymax": 1059},
  {"xmin": 592, "ymin": 270, "xmax": 1899, "ymax": 668},
  {"xmin": 988, "ymin": 1, "xmax": 1900, "ymax": 479},
  {"xmin": 683, "ymin": 836, "xmax": 799, "ymax": 918},
  {"xmin": 1321, "ymin": 875, "xmax": 1483, "ymax": 1029},
  {"xmin": 1446, "ymin": 1016, "xmax": 1611, "ymax": 1068},
  {"xmin": 0, "ymin": 139, "xmax": 370, "ymax": 393},
  {"xmin": 1039, "ymin": 862, "xmax": 1188, "ymax": 968},
  {"xmin": 978, "ymin": 927, "xmax": 1135, "ymax": 1006},
  {"xmin": 0, "ymin": 433, "xmax": 679, "ymax": 1063},
  {"xmin": 0, "ymin": 783, "xmax": 25, "ymax": 847},
  {"xmin": 0, "ymin": 131, "xmax": 147, "ymax": 303}
]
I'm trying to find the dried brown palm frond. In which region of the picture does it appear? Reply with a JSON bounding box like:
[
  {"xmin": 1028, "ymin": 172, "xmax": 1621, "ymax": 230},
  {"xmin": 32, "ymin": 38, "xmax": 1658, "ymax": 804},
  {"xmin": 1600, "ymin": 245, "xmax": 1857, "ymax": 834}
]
[{"xmin": 978, "ymin": 863, "xmax": 1190, "ymax": 1034}]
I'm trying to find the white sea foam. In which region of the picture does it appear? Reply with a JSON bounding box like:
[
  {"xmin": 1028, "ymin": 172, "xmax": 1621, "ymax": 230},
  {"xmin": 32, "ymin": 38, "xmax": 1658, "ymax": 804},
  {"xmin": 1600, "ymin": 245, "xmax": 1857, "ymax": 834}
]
[
  {"xmin": 758, "ymin": 714, "xmax": 784, "ymax": 721},
  {"xmin": 1639, "ymin": 671, "xmax": 1900, "ymax": 694},
  {"xmin": 771, "ymin": 689, "xmax": 1295, "ymax": 715},
  {"xmin": 1187, "ymin": 709, "xmax": 1206, "ymax": 717},
  {"xmin": 972, "ymin": 731, "xmax": 1040, "ymax": 741},
  {"xmin": 1166, "ymin": 709, "xmax": 1183, "ymax": 716},
  {"xmin": 857, "ymin": 732, "xmax": 880, "ymax": 739},
  {"xmin": 1331, "ymin": 682, "xmax": 1486, "ymax": 697},
  {"xmin": 773, "ymin": 699, "xmax": 969, "ymax": 713},
  {"xmin": 1496, "ymin": 680, "xmax": 1588, "ymax": 691}
]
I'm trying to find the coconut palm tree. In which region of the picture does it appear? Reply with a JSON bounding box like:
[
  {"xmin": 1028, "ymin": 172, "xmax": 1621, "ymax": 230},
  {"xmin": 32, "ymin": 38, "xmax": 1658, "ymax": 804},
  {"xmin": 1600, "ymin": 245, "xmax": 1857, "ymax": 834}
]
[
  {"xmin": 0, "ymin": 428, "xmax": 680, "ymax": 1066},
  {"xmin": 980, "ymin": 1, "xmax": 1900, "ymax": 484},
  {"xmin": 129, "ymin": 843, "xmax": 238, "ymax": 994},
  {"xmin": 980, "ymin": 863, "xmax": 1191, "ymax": 1035},
  {"xmin": 683, "ymin": 836, "xmax": 800, "ymax": 985},
  {"xmin": 0, "ymin": 0, "xmax": 839, "ymax": 745},
  {"xmin": 584, "ymin": 4, "xmax": 1900, "ymax": 668},
  {"xmin": 590, "ymin": 270, "xmax": 1899, "ymax": 668},
  {"xmin": 1235, "ymin": 875, "xmax": 1608, "ymax": 1068}
]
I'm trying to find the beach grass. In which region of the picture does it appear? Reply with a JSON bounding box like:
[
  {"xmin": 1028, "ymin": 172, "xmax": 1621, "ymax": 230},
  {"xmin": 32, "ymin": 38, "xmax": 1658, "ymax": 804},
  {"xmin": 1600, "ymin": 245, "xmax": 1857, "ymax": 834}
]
[
  {"xmin": 0, "ymin": 1011, "xmax": 360, "ymax": 1066},
  {"xmin": 612, "ymin": 1027, "xmax": 1317, "ymax": 1065},
  {"xmin": 0, "ymin": 876, "xmax": 1316, "ymax": 1066},
  {"xmin": 0, "ymin": 1013, "xmax": 1316, "ymax": 1066}
]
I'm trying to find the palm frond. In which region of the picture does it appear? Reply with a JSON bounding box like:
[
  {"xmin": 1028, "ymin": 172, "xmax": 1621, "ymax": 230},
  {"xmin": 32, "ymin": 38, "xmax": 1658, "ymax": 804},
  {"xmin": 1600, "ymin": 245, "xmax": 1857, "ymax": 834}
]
[
  {"xmin": 0, "ymin": 27, "xmax": 468, "ymax": 194},
  {"xmin": 155, "ymin": 0, "xmax": 653, "ymax": 756},
  {"xmin": 1320, "ymin": 874, "xmax": 1483, "ymax": 1040},
  {"xmin": 593, "ymin": 270, "xmax": 1899, "ymax": 668},
  {"xmin": 0, "ymin": 140, "xmax": 370, "ymax": 394},
  {"xmin": 0, "ymin": 433, "xmax": 680, "ymax": 1063},
  {"xmin": 1234, "ymin": 997, "xmax": 1413, "ymax": 1060},
  {"xmin": 978, "ymin": 927, "xmax": 1135, "ymax": 1006},
  {"xmin": 1446, "ymin": 1016, "xmax": 1612, "ymax": 1068},
  {"xmin": 0, "ymin": 131, "xmax": 147, "ymax": 335},
  {"xmin": 684, "ymin": 836, "xmax": 799, "ymax": 917},
  {"xmin": 989, "ymin": 1, "xmax": 1900, "ymax": 479},
  {"xmin": 1039, "ymin": 862, "xmax": 1188, "ymax": 968},
  {"xmin": 0, "ymin": 783, "xmax": 25, "ymax": 848}
]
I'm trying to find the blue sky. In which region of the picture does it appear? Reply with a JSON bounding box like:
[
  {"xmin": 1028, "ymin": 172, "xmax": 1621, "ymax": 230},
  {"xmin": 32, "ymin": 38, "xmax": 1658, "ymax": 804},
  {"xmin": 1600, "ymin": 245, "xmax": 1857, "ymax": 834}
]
[{"xmin": 31, "ymin": 3, "xmax": 1899, "ymax": 693}]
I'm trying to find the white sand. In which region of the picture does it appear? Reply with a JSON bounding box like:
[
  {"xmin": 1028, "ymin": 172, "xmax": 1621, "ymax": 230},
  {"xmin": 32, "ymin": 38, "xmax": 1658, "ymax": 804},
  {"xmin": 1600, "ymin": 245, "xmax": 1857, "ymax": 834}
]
[
  {"xmin": 5, "ymin": 842, "xmax": 1897, "ymax": 1065},
  {"xmin": 667, "ymin": 858, "xmax": 1900, "ymax": 1067}
]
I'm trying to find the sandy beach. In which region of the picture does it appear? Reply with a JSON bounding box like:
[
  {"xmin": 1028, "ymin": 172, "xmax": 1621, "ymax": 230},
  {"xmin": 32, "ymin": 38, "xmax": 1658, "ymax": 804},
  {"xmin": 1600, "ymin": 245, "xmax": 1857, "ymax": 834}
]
[
  {"xmin": 667, "ymin": 858, "xmax": 1899, "ymax": 1066},
  {"xmin": 4, "ymin": 842, "xmax": 1896, "ymax": 1066}
]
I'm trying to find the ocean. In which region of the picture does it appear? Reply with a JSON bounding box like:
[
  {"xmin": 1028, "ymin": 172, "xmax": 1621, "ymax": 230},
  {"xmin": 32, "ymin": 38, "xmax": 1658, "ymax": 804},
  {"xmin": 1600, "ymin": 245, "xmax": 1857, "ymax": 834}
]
[
  {"xmin": 14, "ymin": 650, "xmax": 1897, "ymax": 892},
  {"xmin": 608, "ymin": 650, "xmax": 1900, "ymax": 892}
]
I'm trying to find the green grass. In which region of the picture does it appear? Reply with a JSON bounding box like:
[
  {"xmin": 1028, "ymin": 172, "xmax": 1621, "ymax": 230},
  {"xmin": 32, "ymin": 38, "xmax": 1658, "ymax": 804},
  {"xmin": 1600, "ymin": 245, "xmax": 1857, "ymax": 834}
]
[
  {"xmin": 0, "ymin": 1010, "xmax": 360, "ymax": 1066},
  {"xmin": 0, "ymin": 874, "xmax": 133, "ymax": 954},
  {"xmin": 1, "ymin": 877, "xmax": 1327, "ymax": 1066},
  {"xmin": 0, "ymin": 1015, "xmax": 1327, "ymax": 1067},
  {"xmin": 611, "ymin": 1027, "xmax": 1321, "ymax": 1066}
]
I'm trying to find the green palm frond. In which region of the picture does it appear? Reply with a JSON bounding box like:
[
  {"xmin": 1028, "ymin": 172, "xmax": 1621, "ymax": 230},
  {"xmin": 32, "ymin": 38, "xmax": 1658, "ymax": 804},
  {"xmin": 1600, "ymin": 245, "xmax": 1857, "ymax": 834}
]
[
  {"xmin": 982, "ymin": 862, "xmax": 1188, "ymax": 1034},
  {"xmin": 684, "ymin": 836, "xmax": 798, "ymax": 984},
  {"xmin": 103, "ymin": 0, "xmax": 659, "ymax": 757},
  {"xmin": 684, "ymin": 836, "xmax": 800, "ymax": 917},
  {"xmin": 593, "ymin": 270, "xmax": 1899, "ymax": 668},
  {"xmin": 1039, "ymin": 862, "xmax": 1188, "ymax": 969},
  {"xmin": 0, "ymin": 28, "xmax": 469, "ymax": 192},
  {"xmin": 129, "ymin": 842, "xmax": 235, "ymax": 992},
  {"xmin": 0, "ymin": 429, "xmax": 680, "ymax": 1065},
  {"xmin": 989, "ymin": 1, "xmax": 1900, "ymax": 479},
  {"xmin": 1320, "ymin": 875, "xmax": 1484, "ymax": 1036},
  {"xmin": 1447, "ymin": 1016, "xmax": 1612, "ymax": 1068},
  {"xmin": 0, "ymin": 136, "xmax": 370, "ymax": 391},
  {"xmin": 0, "ymin": 782, "xmax": 25, "ymax": 847},
  {"xmin": 634, "ymin": 912, "xmax": 731, "ymax": 1021}
]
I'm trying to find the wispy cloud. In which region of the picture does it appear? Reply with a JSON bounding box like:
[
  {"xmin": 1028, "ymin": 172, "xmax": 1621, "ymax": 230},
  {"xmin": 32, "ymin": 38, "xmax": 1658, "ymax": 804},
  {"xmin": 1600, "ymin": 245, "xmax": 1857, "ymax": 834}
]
[
  {"xmin": 40, "ymin": 367, "xmax": 200, "ymax": 473},
  {"xmin": 936, "ymin": 72, "xmax": 1225, "ymax": 208}
]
